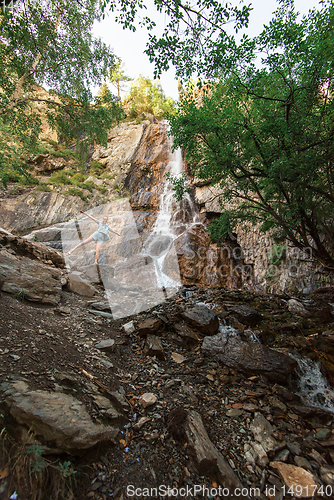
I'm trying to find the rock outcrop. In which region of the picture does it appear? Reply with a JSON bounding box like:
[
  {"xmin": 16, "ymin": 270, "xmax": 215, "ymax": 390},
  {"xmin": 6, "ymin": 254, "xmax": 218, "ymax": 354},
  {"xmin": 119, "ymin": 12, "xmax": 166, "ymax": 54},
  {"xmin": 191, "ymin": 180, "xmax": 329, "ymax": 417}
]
[
  {"xmin": 1, "ymin": 380, "xmax": 118, "ymax": 453},
  {"xmin": 201, "ymin": 332, "xmax": 297, "ymax": 383}
]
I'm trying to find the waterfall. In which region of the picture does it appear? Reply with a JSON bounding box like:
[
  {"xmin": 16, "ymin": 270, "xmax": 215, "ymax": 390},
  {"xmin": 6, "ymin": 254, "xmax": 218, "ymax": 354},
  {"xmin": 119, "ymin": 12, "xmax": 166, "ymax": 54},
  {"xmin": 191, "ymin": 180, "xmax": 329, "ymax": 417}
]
[
  {"xmin": 291, "ymin": 355, "xmax": 334, "ymax": 414},
  {"xmin": 142, "ymin": 129, "xmax": 200, "ymax": 291},
  {"xmin": 63, "ymin": 122, "xmax": 202, "ymax": 319}
]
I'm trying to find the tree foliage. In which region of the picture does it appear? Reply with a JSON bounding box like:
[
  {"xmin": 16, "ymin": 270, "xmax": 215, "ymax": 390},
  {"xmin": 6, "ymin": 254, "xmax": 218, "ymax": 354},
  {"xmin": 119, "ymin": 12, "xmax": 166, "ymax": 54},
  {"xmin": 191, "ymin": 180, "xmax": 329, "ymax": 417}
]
[
  {"xmin": 169, "ymin": 0, "xmax": 334, "ymax": 268},
  {"xmin": 101, "ymin": 0, "xmax": 252, "ymax": 78},
  {"xmin": 0, "ymin": 0, "xmax": 122, "ymax": 185},
  {"xmin": 108, "ymin": 58, "xmax": 132, "ymax": 97},
  {"xmin": 123, "ymin": 76, "xmax": 176, "ymax": 119}
]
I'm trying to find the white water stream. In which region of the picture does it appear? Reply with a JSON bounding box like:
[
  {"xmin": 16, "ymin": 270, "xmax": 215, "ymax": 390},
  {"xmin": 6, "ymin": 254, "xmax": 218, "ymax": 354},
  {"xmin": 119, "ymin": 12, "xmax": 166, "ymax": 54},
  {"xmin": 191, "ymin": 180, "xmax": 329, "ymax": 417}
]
[
  {"xmin": 291, "ymin": 355, "xmax": 334, "ymax": 414},
  {"xmin": 142, "ymin": 132, "xmax": 200, "ymax": 290}
]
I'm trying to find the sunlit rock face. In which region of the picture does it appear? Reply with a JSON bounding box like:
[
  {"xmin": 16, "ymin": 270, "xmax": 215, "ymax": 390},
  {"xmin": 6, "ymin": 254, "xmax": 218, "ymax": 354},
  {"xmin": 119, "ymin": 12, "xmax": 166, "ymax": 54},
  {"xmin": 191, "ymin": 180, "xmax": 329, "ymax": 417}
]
[
  {"xmin": 1, "ymin": 119, "xmax": 247, "ymax": 289},
  {"xmin": 125, "ymin": 122, "xmax": 171, "ymax": 210}
]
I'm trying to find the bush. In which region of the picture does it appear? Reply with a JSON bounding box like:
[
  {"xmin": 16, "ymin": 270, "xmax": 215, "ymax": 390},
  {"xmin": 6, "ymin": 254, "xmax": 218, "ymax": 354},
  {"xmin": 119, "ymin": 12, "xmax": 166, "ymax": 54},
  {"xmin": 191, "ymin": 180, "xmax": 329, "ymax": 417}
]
[
  {"xmin": 90, "ymin": 160, "xmax": 106, "ymax": 176},
  {"xmin": 67, "ymin": 187, "xmax": 88, "ymax": 202},
  {"xmin": 49, "ymin": 171, "xmax": 73, "ymax": 185}
]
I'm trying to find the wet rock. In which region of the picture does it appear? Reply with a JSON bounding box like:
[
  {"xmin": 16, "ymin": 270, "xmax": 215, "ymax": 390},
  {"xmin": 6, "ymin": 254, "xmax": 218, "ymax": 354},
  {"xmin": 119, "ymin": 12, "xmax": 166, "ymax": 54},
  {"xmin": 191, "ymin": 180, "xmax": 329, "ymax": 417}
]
[
  {"xmin": 228, "ymin": 305, "xmax": 263, "ymax": 326},
  {"xmin": 3, "ymin": 383, "xmax": 118, "ymax": 453},
  {"xmin": 95, "ymin": 339, "xmax": 115, "ymax": 352},
  {"xmin": 139, "ymin": 393, "xmax": 157, "ymax": 408},
  {"xmin": 144, "ymin": 335, "xmax": 165, "ymax": 359},
  {"xmin": 137, "ymin": 317, "xmax": 163, "ymax": 337},
  {"xmin": 67, "ymin": 273, "xmax": 96, "ymax": 297},
  {"xmin": 181, "ymin": 304, "xmax": 219, "ymax": 336},
  {"xmin": 270, "ymin": 461, "xmax": 319, "ymax": 498},
  {"xmin": 288, "ymin": 299, "xmax": 312, "ymax": 317},
  {"xmin": 0, "ymin": 253, "xmax": 62, "ymax": 305},
  {"xmin": 202, "ymin": 333, "xmax": 297, "ymax": 383}
]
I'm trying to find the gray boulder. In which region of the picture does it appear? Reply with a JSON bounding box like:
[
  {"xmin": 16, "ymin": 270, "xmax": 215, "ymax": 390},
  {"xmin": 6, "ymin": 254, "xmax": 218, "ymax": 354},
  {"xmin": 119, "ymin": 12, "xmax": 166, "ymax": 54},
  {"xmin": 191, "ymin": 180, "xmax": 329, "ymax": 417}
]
[
  {"xmin": 202, "ymin": 333, "xmax": 297, "ymax": 383},
  {"xmin": 0, "ymin": 253, "xmax": 62, "ymax": 305},
  {"xmin": 2, "ymin": 381, "xmax": 118, "ymax": 453}
]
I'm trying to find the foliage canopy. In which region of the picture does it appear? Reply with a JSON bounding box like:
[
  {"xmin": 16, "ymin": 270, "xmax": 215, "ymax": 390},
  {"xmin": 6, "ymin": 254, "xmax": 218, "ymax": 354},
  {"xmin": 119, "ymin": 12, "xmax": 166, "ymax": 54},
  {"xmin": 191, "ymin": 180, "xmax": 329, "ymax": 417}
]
[
  {"xmin": 169, "ymin": 0, "xmax": 334, "ymax": 268},
  {"xmin": 123, "ymin": 76, "xmax": 176, "ymax": 119},
  {"xmin": 0, "ymin": 0, "xmax": 123, "ymax": 186}
]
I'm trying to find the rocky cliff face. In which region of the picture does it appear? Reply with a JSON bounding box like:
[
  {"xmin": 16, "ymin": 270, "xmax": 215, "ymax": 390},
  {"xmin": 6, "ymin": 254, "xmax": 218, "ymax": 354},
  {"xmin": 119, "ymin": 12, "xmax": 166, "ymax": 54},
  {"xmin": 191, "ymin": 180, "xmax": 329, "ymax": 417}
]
[{"xmin": 194, "ymin": 183, "xmax": 334, "ymax": 293}]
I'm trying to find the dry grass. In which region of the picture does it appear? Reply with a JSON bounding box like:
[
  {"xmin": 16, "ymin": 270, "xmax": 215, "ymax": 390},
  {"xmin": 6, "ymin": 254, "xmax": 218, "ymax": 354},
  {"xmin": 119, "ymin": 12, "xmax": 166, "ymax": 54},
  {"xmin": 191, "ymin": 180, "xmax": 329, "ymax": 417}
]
[{"xmin": 0, "ymin": 426, "xmax": 77, "ymax": 500}]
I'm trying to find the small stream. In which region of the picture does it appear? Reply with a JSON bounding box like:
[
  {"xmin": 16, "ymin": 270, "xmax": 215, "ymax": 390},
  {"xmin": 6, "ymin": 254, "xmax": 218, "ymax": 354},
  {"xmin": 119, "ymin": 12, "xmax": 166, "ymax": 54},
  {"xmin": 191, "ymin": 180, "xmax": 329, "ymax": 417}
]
[{"xmin": 291, "ymin": 354, "xmax": 334, "ymax": 414}]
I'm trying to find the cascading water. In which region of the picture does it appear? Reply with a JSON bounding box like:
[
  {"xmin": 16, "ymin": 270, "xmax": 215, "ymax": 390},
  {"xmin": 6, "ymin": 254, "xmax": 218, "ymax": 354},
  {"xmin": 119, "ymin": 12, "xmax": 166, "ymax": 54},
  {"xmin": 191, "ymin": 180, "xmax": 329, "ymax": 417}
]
[
  {"xmin": 291, "ymin": 355, "xmax": 334, "ymax": 414},
  {"xmin": 142, "ymin": 130, "xmax": 201, "ymax": 291}
]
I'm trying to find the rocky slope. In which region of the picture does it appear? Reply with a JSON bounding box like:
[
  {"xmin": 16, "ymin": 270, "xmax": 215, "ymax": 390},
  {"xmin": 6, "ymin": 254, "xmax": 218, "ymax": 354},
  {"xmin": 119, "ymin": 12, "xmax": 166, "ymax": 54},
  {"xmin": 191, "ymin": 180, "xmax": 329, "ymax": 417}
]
[{"xmin": 0, "ymin": 233, "xmax": 334, "ymax": 499}]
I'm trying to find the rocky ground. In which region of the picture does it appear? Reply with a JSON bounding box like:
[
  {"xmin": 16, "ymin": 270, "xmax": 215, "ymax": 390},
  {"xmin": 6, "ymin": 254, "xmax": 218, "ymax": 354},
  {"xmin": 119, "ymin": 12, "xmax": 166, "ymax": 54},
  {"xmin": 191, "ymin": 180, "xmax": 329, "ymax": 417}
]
[{"xmin": 1, "ymin": 263, "xmax": 334, "ymax": 500}]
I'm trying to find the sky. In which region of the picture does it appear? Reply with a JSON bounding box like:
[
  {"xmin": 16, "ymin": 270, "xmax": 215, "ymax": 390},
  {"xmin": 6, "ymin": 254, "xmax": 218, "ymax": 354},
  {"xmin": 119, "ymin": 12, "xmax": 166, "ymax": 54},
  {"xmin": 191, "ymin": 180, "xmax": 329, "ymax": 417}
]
[{"xmin": 92, "ymin": 0, "xmax": 323, "ymax": 101}]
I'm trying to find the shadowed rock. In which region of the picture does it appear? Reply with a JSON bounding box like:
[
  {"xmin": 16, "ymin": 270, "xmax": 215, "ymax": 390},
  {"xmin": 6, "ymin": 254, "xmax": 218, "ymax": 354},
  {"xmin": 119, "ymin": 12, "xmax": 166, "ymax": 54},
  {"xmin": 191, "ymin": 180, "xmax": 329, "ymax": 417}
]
[
  {"xmin": 202, "ymin": 333, "xmax": 297, "ymax": 383},
  {"xmin": 181, "ymin": 304, "xmax": 219, "ymax": 336}
]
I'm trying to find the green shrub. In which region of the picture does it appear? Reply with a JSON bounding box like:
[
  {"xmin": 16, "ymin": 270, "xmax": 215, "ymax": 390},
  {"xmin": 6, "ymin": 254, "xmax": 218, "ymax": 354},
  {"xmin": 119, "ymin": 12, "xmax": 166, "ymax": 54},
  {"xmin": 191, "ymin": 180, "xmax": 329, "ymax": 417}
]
[
  {"xmin": 71, "ymin": 173, "xmax": 86, "ymax": 184},
  {"xmin": 49, "ymin": 171, "xmax": 73, "ymax": 185},
  {"xmin": 67, "ymin": 187, "xmax": 88, "ymax": 202},
  {"xmin": 35, "ymin": 183, "xmax": 52, "ymax": 192},
  {"xmin": 90, "ymin": 160, "xmax": 106, "ymax": 176},
  {"xmin": 100, "ymin": 172, "xmax": 117, "ymax": 180}
]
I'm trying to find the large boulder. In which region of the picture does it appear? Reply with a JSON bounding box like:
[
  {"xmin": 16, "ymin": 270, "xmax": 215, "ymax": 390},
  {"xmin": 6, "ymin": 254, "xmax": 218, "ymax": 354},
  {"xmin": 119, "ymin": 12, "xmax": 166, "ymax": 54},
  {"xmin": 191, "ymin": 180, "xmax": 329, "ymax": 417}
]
[
  {"xmin": 0, "ymin": 252, "xmax": 62, "ymax": 305},
  {"xmin": 1, "ymin": 381, "xmax": 118, "ymax": 453},
  {"xmin": 0, "ymin": 229, "xmax": 65, "ymax": 268},
  {"xmin": 202, "ymin": 333, "xmax": 297, "ymax": 383}
]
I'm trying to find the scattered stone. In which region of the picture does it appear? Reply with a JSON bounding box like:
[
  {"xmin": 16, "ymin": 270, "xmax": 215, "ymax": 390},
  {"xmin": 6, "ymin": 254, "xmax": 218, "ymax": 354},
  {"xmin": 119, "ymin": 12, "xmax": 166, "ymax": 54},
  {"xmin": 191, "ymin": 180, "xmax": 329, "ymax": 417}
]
[
  {"xmin": 139, "ymin": 393, "xmax": 157, "ymax": 408},
  {"xmin": 89, "ymin": 310, "xmax": 113, "ymax": 319},
  {"xmin": 250, "ymin": 413, "xmax": 282, "ymax": 454},
  {"xmin": 10, "ymin": 354, "xmax": 20, "ymax": 361},
  {"xmin": 315, "ymin": 428, "xmax": 331, "ymax": 441},
  {"xmin": 55, "ymin": 306, "xmax": 71, "ymax": 315},
  {"xmin": 123, "ymin": 320, "xmax": 135, "ymax": 334},
  {"xmin": 133, "ymin": 417, "xmax": 150, "ymax": 431},
  {"xmin": 288, "ymin": 299, "xmax": 312, "ymax": 317},
  {"xmin": 229, "ymin": 305, "xmax": 263, "ymax": 326},
  {"xmin": 202, "ymin": 333, "xmax": 297, "ymax": 383},
  {"xmin": 144, "ymin": 335, "xmax": 165, "ymax": 359},
  {"xmin": 294, "ymin": 456, "xmax": 313, "ymax": 471},
  {"xmin": 226, "ymin": 409, "xmax": 243, "ymax": 417},
  {"xmin": 67, "ymin": 273, "xmax": 96, "ymax": 297},
  {"xmin": 137, "ymin": 317, "xmax": 163, "ymax": 337},
  {"xmin": 171, "ymin": 352, "xmax": 187, "ymax": 364},
  {"xmin": 95, "ymin": 339, "xmax": 115, "ymax": 352},
  {"xmin": 173, "ymin": 323, "xmax": 199, "ymax": 344},
  {"xmin": 270, "ymin": 461, "xmax": 319, "ymax": 498},
  {"xmin": 90, "ymin": 301, "xmax": 111, "ymax": 312},
  {"xmin": 274, "ymin": 449, "xmax": 290, "ymax": 462},
  {"xmin": 181, "ymin": 304, "xmax": 219, "ymax": 335}
]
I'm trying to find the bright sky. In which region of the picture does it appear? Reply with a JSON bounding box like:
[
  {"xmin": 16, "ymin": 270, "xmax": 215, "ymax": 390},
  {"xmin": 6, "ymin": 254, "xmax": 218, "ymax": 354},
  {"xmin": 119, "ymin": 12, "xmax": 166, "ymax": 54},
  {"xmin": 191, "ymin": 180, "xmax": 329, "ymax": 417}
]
[{"xmin": 93, "ymin": 0, "xmax": 323, "ymax": 101}]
